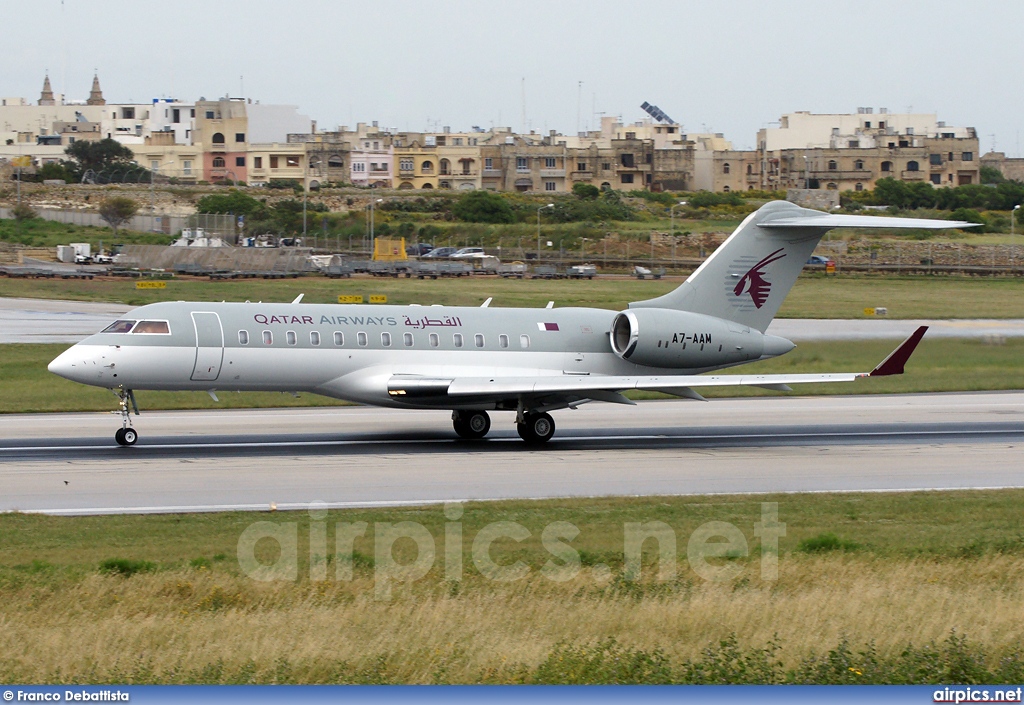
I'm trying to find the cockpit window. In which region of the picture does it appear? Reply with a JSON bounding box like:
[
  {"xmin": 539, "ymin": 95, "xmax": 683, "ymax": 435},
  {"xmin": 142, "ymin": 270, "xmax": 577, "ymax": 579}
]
[
  {"xmin": 132, "ymin": 320, "xmax": 170, "ymax": 334},
  {"xmin": 102, "ymin": 320, "xmax": 136, "ymax": 334}
]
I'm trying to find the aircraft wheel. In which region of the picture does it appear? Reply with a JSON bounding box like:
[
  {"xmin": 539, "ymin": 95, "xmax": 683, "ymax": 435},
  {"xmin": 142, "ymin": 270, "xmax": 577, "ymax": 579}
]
[
  {"xmin": 453, "ymin": 410, "xmax": 490, "ymax": 439},
  {"xmin": 116, "ymin": 428, "xmax": 138, "ymax": 446},
  {"xmin": 517, "ymin": 413, "xmax": 555, "ymax": 444}
]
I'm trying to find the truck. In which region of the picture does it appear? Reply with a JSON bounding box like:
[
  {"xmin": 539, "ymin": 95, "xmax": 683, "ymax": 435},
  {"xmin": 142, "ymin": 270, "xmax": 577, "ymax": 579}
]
[{"xmin": 566, "ymin": 264, "xmax": 597, "ymax": 280}]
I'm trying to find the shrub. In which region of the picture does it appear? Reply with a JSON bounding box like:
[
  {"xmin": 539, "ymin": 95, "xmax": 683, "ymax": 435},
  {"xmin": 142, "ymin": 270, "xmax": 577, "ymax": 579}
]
[
  {"xmin": 572, "ymin": 183, "xmax": 600, "ymax": 200},
  {"xmin": 797, "ymin": 532, "xmax": 860, "ymax": 553},
  {"xmin": 452, "ymin": 190, "xmax": 515, "ymax": 224},
  {"xmin": 11, "ymin": 203, "xmax": 36, "ymax": 221},
  {"xmin": 99, "ymin": 558, "xmax": 156, "ymax": 576}
]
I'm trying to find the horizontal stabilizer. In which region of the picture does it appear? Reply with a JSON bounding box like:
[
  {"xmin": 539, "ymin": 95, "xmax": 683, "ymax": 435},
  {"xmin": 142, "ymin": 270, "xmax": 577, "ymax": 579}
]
[{"xmin": 760, "ymin": 214, "xmax": 980, "ymax": 230}]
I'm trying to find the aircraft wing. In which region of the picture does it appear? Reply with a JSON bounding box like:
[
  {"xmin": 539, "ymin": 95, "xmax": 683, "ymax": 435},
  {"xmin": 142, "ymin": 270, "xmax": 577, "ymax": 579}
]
[
  {"xmin": 760, "ymin": 213, "xmax": 979, "ymax": 229},
  {"xmin": 390, "ymin": 327, "xmax": 928, "ymax": 403}
]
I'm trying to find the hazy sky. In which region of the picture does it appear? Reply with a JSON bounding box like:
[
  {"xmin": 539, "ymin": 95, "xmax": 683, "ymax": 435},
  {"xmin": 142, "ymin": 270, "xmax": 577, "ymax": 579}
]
[{"xmin": 8, "ymin": 0, "xmax": 1024, "ymax": 154}]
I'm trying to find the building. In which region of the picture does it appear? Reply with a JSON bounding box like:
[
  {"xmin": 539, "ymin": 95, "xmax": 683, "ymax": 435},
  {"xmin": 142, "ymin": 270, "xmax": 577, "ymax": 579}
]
[
  {"xmin": 755, "ymin": 109, "xmax": 980, "ymax": 192},
  {"xmin": 192, "ymin": 99, "xmax": 249, "ymax": 183},
  {"xmin": 980, "ymin": 152, "xmax": 1024, "ymax": 183}
]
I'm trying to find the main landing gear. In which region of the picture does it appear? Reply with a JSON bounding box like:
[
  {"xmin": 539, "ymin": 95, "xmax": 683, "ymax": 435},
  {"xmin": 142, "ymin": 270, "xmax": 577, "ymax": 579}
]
[
  {"xmin": 452, "ymin": 410, "xmax": 491, "ymax": 439},
  {"xmin": 114, "ymin": 388, "xmax": 140, "ymax": 446},
  {"xmin": 450, "ymin": 409, "xmax": 556, "ymax": 444},
  {"xmin": 516, "ymin": 412, "xmax": 555, "ymax": 445}
]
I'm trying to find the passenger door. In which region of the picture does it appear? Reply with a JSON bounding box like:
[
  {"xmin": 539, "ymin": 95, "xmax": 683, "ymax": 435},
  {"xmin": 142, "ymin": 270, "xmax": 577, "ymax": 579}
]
[{"xmin": 190, "ymin": 311, "xmax": 224, "ymax": 381}]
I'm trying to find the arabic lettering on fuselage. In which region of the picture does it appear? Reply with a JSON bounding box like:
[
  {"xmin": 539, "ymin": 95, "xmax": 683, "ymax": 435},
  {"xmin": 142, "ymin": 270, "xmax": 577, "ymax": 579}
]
[{"xmin": 402, "ymin": 315, "xmax": 463, "ymax": 329}]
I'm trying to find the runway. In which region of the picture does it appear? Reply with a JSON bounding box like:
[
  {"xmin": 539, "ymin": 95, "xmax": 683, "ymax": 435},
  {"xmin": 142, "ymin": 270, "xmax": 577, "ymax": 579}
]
[{"xmin": 2, "ymin": 392, "xmax": 1022, "ymax": 515}]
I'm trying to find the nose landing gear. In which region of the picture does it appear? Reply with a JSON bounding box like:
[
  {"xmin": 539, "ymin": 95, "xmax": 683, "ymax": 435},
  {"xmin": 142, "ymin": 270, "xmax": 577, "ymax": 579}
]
[{"xmin": 113, "ymin": 389, "xmax": 140, "ymax": 446}]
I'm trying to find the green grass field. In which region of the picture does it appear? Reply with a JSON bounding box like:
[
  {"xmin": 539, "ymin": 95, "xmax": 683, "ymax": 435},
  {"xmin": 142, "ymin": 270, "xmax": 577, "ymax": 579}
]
[
  {"xmin": 2, "ymin": 490, "xmax": 1023, "ymax": 683},
  {"xmin": 2, "ymin": 273, "xmax": 1023, "ymax": 318},
  {"xmin": 0, "ymin": 217, "xmax": 172, "ymax": 249},
  {"xmin": 3, "ymin": 337, "xmax": 1022, "ymax": 413}
]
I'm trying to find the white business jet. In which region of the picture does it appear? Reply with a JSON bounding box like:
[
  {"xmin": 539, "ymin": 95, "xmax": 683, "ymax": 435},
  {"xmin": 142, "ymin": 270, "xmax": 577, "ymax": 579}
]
[{"xmin": 48, "ymin": 201, "xmax": 971, "ymax": 445}]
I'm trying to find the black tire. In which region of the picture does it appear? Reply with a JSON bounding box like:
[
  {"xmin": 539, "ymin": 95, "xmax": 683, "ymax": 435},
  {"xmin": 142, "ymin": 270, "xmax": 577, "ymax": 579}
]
[
  {"xmin": 517, "ymin": 413, "xmax": 555, "ymax": 444},
  {"xmin": 114, "ymin": 428, "xmax": 126, "ymax": 445},
  {"xmin": 453, "ymin": 410, "xmax": 490, "ymax": 439},
  {"xmin": 122, "ymin": 428, "xmax": 138, "ymax": 446}
]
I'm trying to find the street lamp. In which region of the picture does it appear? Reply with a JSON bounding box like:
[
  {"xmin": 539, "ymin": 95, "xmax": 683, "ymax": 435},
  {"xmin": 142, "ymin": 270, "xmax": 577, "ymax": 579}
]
[
  {"xmin": 1013, "ymin": 204, "xmax": 1021, "ymax": 238},
  {"xmin": 149, "ymin": 161, "xmax": 176, "ymax": 212},
  {"xmin": 803, "ymin": 155, "xmax": 810, "ymax": 189},
  {"xmin": 670, "ymin": 200, "xmax": 687, "ymax": 234},
  {"xmin": 369, "ymin": 198, "xmax": 383, "ymax": 259},
  {"xmin": 537, "ymin": 203, "xmax": 554, "ymax": 260}
]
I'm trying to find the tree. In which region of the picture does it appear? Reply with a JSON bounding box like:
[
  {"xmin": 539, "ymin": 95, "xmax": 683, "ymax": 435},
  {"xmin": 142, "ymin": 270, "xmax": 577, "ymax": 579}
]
[
  {"xmin": 196, "ymin": 190, "xmax": 267, "ymax": 220},
  {"xmin": 980, "ymin": 166, "xmax": 1006, "ymax": 185},
  {"xmin": 64, "ymin": 138, "xmax": 135, "ymax": 180},
  {"xmin": 451, "ymin": 190, "xmax": 515, "ymax": 224},
  {"xmin": 38, "ymin": 162, "xmax": 74, "ymax": 182},
  {"xmin": 572, "ymin": 182, "xmax": 600, "ymax": 200},
  {"xmin": 11, "ymin": 203, "xmax": 36, "ymax": 221},
  {"xmin": 99, "ymin": 196, "xmax": 138, "ymax": 237}
]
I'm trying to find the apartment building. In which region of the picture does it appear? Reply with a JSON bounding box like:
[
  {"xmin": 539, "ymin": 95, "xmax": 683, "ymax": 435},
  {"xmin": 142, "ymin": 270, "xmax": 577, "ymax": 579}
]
[{"xmin": 754, "ymin": 110, "xmax": 980, "ymax": 191}]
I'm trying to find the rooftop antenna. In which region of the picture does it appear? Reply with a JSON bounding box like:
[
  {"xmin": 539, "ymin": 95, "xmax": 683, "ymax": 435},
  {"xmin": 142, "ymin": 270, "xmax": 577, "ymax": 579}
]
[
  {"xmin": 240, "ymin": 75, "xmax": 244, "ymax": 99},
  {"xmin": 520, "ymin": 77, "xmax": 526, "ymax": 135},
  {"xmin": 576, "ymin": 80, "xmax": 582, "ymax": 135},
  {"xmin": 59, "ymin": 0, "xmax": 66, "ymax": 104}
]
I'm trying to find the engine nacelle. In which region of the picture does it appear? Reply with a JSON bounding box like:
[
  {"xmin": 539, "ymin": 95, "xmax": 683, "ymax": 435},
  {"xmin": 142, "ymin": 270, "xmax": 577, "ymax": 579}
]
[{"xmin": 609, "ymin": 308, "xmax": 792, "ymax": 369}]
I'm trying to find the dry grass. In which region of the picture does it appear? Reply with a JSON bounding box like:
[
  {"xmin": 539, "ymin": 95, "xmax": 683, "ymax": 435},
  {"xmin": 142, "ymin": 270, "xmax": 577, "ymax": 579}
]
[{"xmin": 2, "ymin": 554, "xmax": 1022, "ymax": 683}]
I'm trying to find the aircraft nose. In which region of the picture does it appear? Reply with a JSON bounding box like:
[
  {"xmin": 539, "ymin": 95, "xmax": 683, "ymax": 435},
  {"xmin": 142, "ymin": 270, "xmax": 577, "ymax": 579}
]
[{"xmin": 48, "ymin": 348, "xmax": 76, "ymax": 380}]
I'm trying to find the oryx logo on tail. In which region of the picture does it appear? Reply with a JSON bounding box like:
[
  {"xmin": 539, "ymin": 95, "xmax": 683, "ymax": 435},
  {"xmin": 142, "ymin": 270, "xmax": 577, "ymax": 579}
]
[{"xmin": 733, "ymin": 248, "xmax": 786, "ymax": 309}]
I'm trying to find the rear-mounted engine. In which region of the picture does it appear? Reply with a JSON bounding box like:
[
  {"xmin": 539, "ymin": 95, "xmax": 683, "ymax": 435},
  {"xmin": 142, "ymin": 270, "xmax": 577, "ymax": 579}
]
[{"xmin": 609, "ymin": 308, "xmax": 792, "ymax": 369}]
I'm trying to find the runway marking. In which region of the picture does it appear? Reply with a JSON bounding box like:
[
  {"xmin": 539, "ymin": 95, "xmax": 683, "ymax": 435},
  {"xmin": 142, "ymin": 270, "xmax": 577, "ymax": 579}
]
[
  {"xmin": 13, "ymin": 485, "xmax": 1024, "ymax": 517},
  {"xmin": 1, "ymin": 426, "xmax": 1021, "ymax": 455}
]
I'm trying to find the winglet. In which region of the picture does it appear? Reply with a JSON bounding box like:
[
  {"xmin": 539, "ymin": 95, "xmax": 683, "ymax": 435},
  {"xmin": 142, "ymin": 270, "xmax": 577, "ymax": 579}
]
[{"xmin": 869, "ymin": 326, "xmax": 928, "ymax": 377}]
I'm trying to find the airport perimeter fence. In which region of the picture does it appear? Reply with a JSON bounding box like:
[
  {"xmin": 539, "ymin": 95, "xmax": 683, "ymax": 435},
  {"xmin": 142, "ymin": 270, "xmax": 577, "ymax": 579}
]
[
  {"xmin": 3, "ymin": 207, "xmax": 1024, "ymax": 277},
  {"xmin": 0, "ymin": 206, "xmax": 188, "ymax": 235}
]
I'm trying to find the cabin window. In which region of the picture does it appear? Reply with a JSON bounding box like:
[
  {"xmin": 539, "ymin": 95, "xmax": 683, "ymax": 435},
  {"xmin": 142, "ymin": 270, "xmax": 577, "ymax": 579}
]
[
  {"xmin": 381, "ymin": 332, "xmax": 392, "ymax": 347},
  {"xmin": 310, "ymin": 331, "xmax": 320, "ymax": 346},
  {"xmin": 429, "ymin": 333, "xmax": 439, "ymax": 347},
  {"xmin": 334, "ymin": 331, "xmax": 344, "ymax": 346},
  {"xmin": 454, "ymin": 333, "xmax": 464, "ymax": 348},
  {"xmin": 263, "ymin": 330, "xmax": 273, "ymax": 345},
  {"xmin": 520, "ymin": 334, "xmax": 530, "ymax": 348},
  {"xmin": 238, "ymin": 330, "xmax": 249, "ymax": 345},
  {"xmin": 403, "ymin": 332, "xmax": 414, "ymax": 347},
  {"xmin": 499, "ymin": 334, "xmax": 509, "ymax": 348},
  {"xmin": 357, "ymin": 332, "xmax": 367, "ymax": 347},
  {"xmin": 132, "ymin": 320, "xmax": 170, "ymax": 334},
  {"xmin": 286, "ymin": 331, "xmax": 297, "ymax": 346},
  {"xmin": 475, "ymin": 334, "xmax": 484, "ymax": 348},
  {"xmin": 102, "ymin": 320, "xmax": 136, "ymax": 333}
]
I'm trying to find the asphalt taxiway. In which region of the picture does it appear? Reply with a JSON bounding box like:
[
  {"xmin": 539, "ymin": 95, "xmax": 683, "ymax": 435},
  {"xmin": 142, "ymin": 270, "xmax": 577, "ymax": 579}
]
[{"xmin": 1, "ymin": 392, "xmax": 1021, "ymax": 515}]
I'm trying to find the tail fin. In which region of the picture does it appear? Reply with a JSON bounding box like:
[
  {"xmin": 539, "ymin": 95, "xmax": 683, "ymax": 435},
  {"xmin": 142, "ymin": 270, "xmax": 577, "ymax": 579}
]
[{"xmin": 630, "ymin": 200, "xmax": 976, "ymax": 332}]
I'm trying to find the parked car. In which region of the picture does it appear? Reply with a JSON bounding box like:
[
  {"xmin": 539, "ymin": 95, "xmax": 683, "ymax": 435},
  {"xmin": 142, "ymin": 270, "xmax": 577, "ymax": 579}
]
[
  {"xmin": 451, "ymin": 247, "xmax": 486, "ymax": 259},
  {"xmin": 406, "ymin": 243, "xmax": 434, "ymax": 256},
  {"xmin": 806, "ymin": 255, "xmax": 835, "ymax": 267},
  {"xmin": 421, "ymin": 247, "xmax": 459, "ymax": 259}
]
